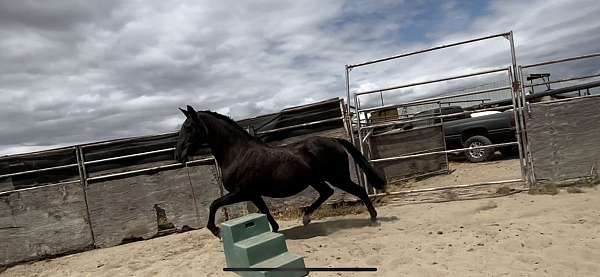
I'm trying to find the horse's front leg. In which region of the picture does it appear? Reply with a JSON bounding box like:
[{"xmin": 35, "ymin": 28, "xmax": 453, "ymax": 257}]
[
  {"xmin": 251, "ymin": 196, "xmax": 279, "ymax": 232},
  {"xmin": 207, "ymin": 192, "xmax": 246, "ymax": 238}
]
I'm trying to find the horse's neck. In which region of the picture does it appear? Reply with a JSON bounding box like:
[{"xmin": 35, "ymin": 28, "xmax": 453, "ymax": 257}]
[{"xmin": 201, "ymin": 114, "xmax": 257, "ymax": 166}]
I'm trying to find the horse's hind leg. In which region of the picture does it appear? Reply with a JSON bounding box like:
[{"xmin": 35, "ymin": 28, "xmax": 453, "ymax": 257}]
[
  {"xmin": 330, "ymin": 179, "xmax": 378, "ymax": 221},
  {"xmin": 303, "ymin": 182, "xmax": 334, "ymax": 225},
  {"xmin": 251, "ymin": 196, "xmax": 279, "ymax": 232}
]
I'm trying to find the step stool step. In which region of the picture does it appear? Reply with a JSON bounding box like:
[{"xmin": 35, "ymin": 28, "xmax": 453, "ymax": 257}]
[
  {"xmin": 233, "ymin": 232, "xmax": 288, "ymax": 266},
  {"xmin": 250, "ymin": 252, "xmax": 307, "ymax": 277},
  {"xmin": 221, "ymin": 213, "xmax": 272, "ymax": 243}
]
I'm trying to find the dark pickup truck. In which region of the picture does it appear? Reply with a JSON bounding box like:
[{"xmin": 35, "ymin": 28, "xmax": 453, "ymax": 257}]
[{"xmin": 407, "ymin": 106, "xmax": 518, "ymax": 162}]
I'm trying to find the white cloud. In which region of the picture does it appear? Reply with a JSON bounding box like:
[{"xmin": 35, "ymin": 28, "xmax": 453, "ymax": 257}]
[{"xmin": 1, "ymin": 0, "xmax": 599, "ymax": 155}]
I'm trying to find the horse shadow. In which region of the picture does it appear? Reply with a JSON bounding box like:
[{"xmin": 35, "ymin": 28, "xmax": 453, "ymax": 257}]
[{"xmin": 279, "ymin": 216, "xmax": 399, "ymax": 240}]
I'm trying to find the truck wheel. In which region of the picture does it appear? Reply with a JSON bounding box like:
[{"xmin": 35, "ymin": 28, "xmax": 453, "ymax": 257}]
[{"xmin": 464, "ymin": 135, "xmax": 494, "ymax": 162}]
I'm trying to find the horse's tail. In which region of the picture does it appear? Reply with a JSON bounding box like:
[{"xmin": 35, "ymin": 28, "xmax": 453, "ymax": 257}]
[{"xmin": 335, "ymin": 138, "xmax": 386, "ymax": 189}]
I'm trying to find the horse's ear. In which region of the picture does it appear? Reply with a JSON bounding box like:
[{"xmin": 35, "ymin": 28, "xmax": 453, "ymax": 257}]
[
  {"xmin": 179, "ymin": 107, "xmax": 189, "ymax": 117},
  {"xmin": 186, "ymin": 105, "xmax": 200, "ymax": 124}
]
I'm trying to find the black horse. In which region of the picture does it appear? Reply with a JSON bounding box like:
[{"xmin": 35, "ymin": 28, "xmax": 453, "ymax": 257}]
[{"xmin": 175, "ymin": 105, "xmax": 385, "ymax": 237}]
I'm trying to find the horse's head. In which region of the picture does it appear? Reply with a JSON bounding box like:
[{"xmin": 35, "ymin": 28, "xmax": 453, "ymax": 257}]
[{"xmin": 175, "ymin": 105, "xmax": 207, "ymax": 163}]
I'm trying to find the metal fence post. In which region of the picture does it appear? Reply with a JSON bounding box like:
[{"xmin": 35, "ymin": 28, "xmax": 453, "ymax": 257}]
[{"xmin": 75, "ymin": 146, "xmax": 96, "ymax": 246}]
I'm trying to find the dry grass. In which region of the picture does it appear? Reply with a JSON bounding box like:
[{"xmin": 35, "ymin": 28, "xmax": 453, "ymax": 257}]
[
  {"xmin": 528, "ymin": 184, "xmax": 559, "ymax": 195},
  {"xmin": 271, "ymin": 199, "xmax": 375, "ymax": 221}
]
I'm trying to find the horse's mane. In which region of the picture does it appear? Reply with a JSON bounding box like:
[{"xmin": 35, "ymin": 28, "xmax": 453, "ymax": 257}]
[{"xmin": 200, "ymin": 110, "xmax": 256, "ymax": 140}]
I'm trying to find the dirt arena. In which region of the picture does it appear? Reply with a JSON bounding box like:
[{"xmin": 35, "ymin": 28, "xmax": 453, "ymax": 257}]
[{"xmin": 3, "ymin": 182, "xmax": 599, "ymax": 277}]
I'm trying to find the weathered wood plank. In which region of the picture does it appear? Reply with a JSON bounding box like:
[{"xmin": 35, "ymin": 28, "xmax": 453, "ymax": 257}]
[
  {"xmin": 0, "ymin": 183, "xmax": 93, "ymax": 266},
  {"xmin": 85, "ymin": 164, "xmax": 221, "ymax": 248},
  {"xmin": 527, "ymin": 96, "xmax": 600, "ymax": 182}
]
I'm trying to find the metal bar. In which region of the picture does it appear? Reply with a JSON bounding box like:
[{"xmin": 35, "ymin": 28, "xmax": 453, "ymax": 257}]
[
  {"xmin": 439, "ymin": 102, "xmax": 450, "ymax": 174},
  {"xmin": 358, "ymin": 86, "xmax": 511, "ymax": 113},
  {"xmin": 518, "ymin": 66, "xmax": 536, "ymax": 185},
  {"xmin": 531, "ymin": 93, "xmax": 600, "ymax": 105},
  {"xmin": 0, "ymin": 179, "xmax": 82, "ymax": 196},
  {"xmin": 84, "ymin": 148, "xmax": 175, "ymax": 165},
  {"xmin": 255, "ymin": 117, "xmax": 344, "ymax": 135},
  {"xmin": 374, "ymin": 147, "xmax": 447, "ymax": 161},
  {"xmin": 372, "ymin": 123, "xmax": 444, "ymax": 137},
  {"xmin": 508, "ymin": 31, "xmax": 519, "ymax": 81},
  {"xmin": 345, "ymin": 65, "xmax": 355, "ymax": 145},
  {"xmin": 348, "ymin": 32, "xmax": 510, "ymax": 68},
  {"xmin": 370, "ymin": 142, "xmax": 518, "ymax": 163},
  {"xmin": 86, "ymin": 157, "xmax": 215, "ymax": 182},
  {"xmin": 78, "ymin": 146, "xmax": 90, "ymax": 190},
  {"xmin": 340, "ymin": 96, "xmax": 363, "ymax": 189},
  {"xmin": 508, "ymin": 67, "xmax": 527, "ymax": 184},
  {"xmin": 354, "ymin": 94, "xmax": 368, "ymax": 190},
  {"xmin": 517, "ymin": 66, "xmax": 532, "ymax": 184},
  {"xmin": 368, "ymin": 179, "xmax": 524, "ymax": 198},
  {"xmin": 346, "ymin": 66, "xmax": 364, "ymax": 189},
  {"xmin": 386, "ymin": 168, "xmax": 449, "ymax": 184},
  {"xmin": 75, "ymin": 147, "xmax": 86, "ymax": 186},
  {"xmin": 80, "ymin": 132, "xmax": 177, "ymax": 149},
  {"xmin": 441, "ymin": 99, "xmax": 491, "ymax": 104},
  {"xmin": 0, "ymin": 163, "xmax": 79, "ymax": 179},
  {"xmin": 338, "ymin": 98, "xmax": 350, "ymax": 137},
  {"xmin": 361, "ymin": 129, "xmax": 373, "ymax": 143},
  {"xmin": 0, "ymin": 146, "xmax": 76, "ymax": 160},
  {"xmin": 521, "ymin": 52, "xmax": 600, "ymax": 69},
  {"xmin": 356, "ymin": 67, "xmax": 509, "ymax": 96},
  {"xmin": 75, "ymin": 146, "xmax": 96, "ymax": 245},
  {"xmin": 360, "ymin": 104, "xmax": 515, "ymax": 131},
  {"xmin": 523, "ymin": 73, "xmax": 600, "ymax": 88}
]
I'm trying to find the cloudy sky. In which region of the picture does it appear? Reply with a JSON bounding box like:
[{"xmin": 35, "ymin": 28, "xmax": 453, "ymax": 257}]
[{"xmin": 1, "ymin": 0, "xmax": 599, "ymax": 155}]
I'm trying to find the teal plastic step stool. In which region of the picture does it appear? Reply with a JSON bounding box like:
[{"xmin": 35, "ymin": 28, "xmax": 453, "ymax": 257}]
[{"xmin": 221, "ymin": 213, "xmax": 307, "ymax": 277}]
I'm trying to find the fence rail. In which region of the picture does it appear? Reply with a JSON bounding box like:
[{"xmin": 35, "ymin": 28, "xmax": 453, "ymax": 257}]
[
  {"xmin": 1, "ymin": 99, "xmax": 347, "ymax": 192},
  {"xmin": 358, "ymin": 85, "xmax": 511, "ymax": 114},
  {"xmin": 356, "ymin": 67, "xmax": 510, "ymax": 96}
]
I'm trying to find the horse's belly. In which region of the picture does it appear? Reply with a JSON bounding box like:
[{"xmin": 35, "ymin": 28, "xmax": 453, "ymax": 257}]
[{"xmin": 259, "ymin": 181, "xmax": 309, "ymax": 198}]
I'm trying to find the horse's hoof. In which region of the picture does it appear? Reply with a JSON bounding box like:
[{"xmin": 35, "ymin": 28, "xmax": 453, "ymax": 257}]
[
  {"xmin": 302, "ymin": 214, "xmax": 311, "ymax": 226},
  {"xmin": 369, "ymin": 218, "xmax": 381, "ymax": 227}
]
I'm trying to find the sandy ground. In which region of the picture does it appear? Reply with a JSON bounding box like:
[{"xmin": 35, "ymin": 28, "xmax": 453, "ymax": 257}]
[
  {"xmin": 3, "ymin": 185, "xmax": 599, "ymax": 277},
  {"xmin": 390, "ymin": 158, "xmax": 522, "ymax": 191},
  {"xmin": 446, "ymin": 158, "xmax": 522, "ymax": 183}
]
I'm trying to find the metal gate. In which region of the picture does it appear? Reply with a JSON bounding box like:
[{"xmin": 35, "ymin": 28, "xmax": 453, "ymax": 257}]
[
  {"xmin": 518, "ymin": 52, "xmax": 600, "ymax": 185},
  {"xmin": 344, "ymin": 31, "xmax": 529, "ymax": 195}
]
